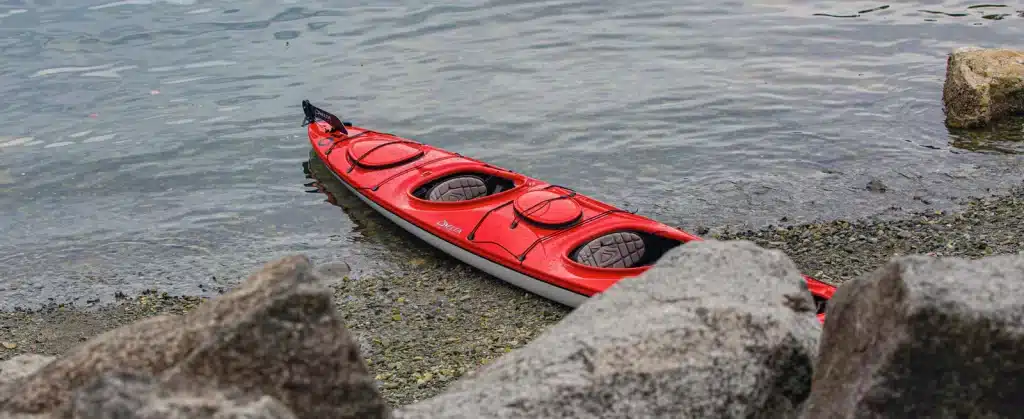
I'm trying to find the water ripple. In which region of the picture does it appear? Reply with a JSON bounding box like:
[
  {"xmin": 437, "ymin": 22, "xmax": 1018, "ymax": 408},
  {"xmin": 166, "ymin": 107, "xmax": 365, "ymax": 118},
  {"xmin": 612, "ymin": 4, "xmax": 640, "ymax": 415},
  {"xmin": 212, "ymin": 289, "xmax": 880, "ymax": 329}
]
[{"xmin": 1, "ymin": 0, "xmax": 1023, "ymax": 308}]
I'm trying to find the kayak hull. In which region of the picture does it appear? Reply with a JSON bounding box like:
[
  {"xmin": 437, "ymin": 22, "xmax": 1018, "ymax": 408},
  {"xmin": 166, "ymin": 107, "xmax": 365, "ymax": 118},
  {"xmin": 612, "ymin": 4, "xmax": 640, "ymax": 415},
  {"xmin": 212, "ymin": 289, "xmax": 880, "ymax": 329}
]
[
  {"xmin": 324, "ymin": 165, "xmax": 590, "ymax": 307},
  {"xmin": 301, "ymin": 101, "xmax": 836, "ymax": 321}
]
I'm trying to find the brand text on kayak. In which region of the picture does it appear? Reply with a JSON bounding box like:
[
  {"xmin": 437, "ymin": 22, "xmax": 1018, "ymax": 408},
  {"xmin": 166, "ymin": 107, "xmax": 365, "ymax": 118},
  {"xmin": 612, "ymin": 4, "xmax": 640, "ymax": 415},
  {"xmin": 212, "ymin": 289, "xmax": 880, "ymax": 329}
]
[{"xmin": 436, "ymin": 219, "xmax": 463, "ymax": 235}]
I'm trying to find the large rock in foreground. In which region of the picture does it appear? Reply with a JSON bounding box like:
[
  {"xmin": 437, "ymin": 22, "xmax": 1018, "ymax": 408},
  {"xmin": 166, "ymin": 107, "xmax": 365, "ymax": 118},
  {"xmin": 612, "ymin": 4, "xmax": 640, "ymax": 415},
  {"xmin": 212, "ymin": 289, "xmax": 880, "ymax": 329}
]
[
  {"xmin": 943, "ymin": 47, "xmax": 1024, "ymax": 128},
  {"xmin": 395, "ymin": 240, "xmax": 823, "ymax": 418},
  {"xmin": 803, "ymin": 254, "xmax": 1024, "ymax": 418},
  {"xmin": 0, "ymin": 255, "xmax": 390, "ymax": 419},
  {"xmin": 0, "ymin": 355, "xmax": 56, "ymax": 385},
  {"xmin": 56, "ymin": 371, "xmax": 297, "ymax": 419}
]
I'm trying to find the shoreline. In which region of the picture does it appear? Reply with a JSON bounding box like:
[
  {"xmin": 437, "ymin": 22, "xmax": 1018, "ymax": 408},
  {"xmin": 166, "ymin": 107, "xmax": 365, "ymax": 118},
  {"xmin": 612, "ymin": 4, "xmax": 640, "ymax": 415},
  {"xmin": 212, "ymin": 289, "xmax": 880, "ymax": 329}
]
[
  {"xmin": 711, "ymin": 183, "xmax": 1024, "ymax": 285},
  {"xmin": 3, "ymin": 181, "xmax": 1022, "ymax": 406}
]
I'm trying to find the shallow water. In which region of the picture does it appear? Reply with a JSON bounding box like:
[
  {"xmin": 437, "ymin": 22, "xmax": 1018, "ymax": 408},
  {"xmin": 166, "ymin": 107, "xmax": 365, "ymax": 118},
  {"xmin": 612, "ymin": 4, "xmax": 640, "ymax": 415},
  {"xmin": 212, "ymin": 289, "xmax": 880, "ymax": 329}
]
[{"xmin": 1, "ymin": 0, "xmax": 1023, "ymax": 309}]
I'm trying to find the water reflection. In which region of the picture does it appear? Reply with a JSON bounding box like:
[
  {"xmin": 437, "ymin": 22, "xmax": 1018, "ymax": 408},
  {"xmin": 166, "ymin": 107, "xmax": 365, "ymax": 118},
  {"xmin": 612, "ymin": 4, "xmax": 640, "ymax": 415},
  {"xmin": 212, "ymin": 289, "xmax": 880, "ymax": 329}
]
[
  {"xmin": 948, "ymin": 116, "xmax": 1024, "ymax": 155},
  {"xmin": 4, "ymin": 0, "xmax": 1024, "ymax": 308},
  {"xmin": 813, "ymin": 4, "xmax": 890, "ymax": 18},
  {"xmin": 302, "ymin": 149, "xmax": 448, "ymax": 262},
  {"xmin": 808, "ymin": 2, "xmax": 1022, "ymax": 22}
]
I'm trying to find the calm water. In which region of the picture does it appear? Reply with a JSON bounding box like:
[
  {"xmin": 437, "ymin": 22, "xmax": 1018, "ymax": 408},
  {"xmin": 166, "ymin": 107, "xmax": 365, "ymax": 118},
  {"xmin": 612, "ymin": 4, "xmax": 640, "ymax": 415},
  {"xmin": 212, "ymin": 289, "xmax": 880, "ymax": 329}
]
[{"xmin": 1, "ymin": 0, "xmax": 1023, "ymax": 309}]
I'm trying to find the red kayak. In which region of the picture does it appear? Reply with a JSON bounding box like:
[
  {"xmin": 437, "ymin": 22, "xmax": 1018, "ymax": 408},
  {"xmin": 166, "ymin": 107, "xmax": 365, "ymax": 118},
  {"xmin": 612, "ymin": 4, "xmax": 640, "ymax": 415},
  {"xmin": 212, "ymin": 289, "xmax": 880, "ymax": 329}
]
[{"xmin": 301, "ymin": 100, "xmax": 836, "ymax": 322}]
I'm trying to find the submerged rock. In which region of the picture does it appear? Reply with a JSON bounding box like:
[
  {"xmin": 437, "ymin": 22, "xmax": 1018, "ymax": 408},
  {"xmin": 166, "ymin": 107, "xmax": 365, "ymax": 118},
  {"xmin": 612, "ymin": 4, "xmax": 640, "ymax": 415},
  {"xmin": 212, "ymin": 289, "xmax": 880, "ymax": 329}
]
[
  {"xmin": 943, "ymin": 47, "xmax": 1024, "ymax": 128},
  {"xmin": 0, "ymin": 255, "xmax": 390, "ymax": 419},
  {"xmin": 865, "ymin": 178, "xmax": 887, "ymax": 193},
  {"xmin": 803, "ymin": 254, "xmax": 1024, "ymax": 418},
  {"xmin": 395, "ymin": 240, "xmax": 822, "ymax": 419}
]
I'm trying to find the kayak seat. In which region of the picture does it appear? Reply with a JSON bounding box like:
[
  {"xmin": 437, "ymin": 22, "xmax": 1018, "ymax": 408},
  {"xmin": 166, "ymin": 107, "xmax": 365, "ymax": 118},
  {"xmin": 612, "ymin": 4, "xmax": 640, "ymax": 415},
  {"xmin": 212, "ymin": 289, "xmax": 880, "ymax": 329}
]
[
  {"xmin": 426, "ymin": 175, "xmax": 489, "ymax": 202},
  {"xmin": 575, "ymin": 231, "xmax": 646, "ymax": 269},
  {"xmin": 412, "ymin": 172, "xmax": 519, "ymax": 202}
]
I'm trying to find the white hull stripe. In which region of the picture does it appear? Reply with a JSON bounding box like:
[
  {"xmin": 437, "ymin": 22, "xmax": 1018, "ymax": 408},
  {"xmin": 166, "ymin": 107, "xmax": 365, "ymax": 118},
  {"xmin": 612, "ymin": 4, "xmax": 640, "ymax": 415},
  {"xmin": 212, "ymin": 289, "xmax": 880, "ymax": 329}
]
[{"xmin": 328, "ymin": 170, "xmax": 589, "ymax": 308}]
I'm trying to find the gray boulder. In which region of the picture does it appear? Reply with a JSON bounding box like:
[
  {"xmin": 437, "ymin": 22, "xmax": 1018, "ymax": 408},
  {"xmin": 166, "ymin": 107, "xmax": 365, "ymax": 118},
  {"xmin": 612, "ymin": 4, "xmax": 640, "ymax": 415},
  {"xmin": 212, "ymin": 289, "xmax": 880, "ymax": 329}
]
[
  {"xmin": 0, "ymin": 311, "xmax": 185, "ymax": 414},
  {"xmin": 162, "ymin": 280, "xmax": 387, "ymax": 419},
  {"xmin": 0, "ymin": 355, "xmax": 56, "ymax": 384},
  {"xmin": 0, "ymin": 255, "xmax": 390, "ymax": 419},
  {"xmin": 942, "ymin": 47, "xmax": 1024, "ymax": 128},
  {"xmin": 802, "ymin": 254, "xmax": 1024, "ymax": 418},
  {"xmin": 56, "ymin": 371, "xmax": 297, "ymax": 419},
  {"xmin": 395, "ymin": 240, "xmax": 822, "ymax": 418},
  {"xmin": 0, "ymin": 355, "xmax": 59, "ymax": 419}
]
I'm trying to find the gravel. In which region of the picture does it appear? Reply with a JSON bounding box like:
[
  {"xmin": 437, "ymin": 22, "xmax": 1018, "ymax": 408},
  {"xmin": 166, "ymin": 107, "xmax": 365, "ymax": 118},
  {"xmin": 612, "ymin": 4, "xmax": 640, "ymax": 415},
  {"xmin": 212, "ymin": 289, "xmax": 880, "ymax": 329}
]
[
  {"xmin": 0, "ymin": 292, "xmax": 207, "ymax": 361},
  {"xmin": 3, "ymin": 178, "xmax": 1023, "ymax": 407},
  {"xmin": 0, "ymin": 264, "xmax": 570, "ymax": 408},
  {"xmin": 711, "ymin": 184, "xmax": 1024, "ymax": 286}
]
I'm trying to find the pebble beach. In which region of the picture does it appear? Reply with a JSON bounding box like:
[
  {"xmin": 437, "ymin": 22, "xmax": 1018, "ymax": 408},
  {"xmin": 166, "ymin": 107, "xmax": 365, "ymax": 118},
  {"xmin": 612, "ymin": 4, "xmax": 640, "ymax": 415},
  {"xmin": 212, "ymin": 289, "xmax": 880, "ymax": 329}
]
[{"xmin": 4, "ymin": 163, "xmax": 1023, "ymax": 406}]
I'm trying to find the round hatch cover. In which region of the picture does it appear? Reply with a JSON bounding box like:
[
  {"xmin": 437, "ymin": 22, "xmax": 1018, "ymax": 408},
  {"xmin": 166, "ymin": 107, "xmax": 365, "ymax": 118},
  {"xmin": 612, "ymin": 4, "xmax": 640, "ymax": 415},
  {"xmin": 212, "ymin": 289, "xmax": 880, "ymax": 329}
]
[
  {"xmin": 513, "ymin": 189, "xmax": 582, "ymax": 228},
  {"xmin": 347, "ymin": 138, "xmax": 424, "ymax": 169}
]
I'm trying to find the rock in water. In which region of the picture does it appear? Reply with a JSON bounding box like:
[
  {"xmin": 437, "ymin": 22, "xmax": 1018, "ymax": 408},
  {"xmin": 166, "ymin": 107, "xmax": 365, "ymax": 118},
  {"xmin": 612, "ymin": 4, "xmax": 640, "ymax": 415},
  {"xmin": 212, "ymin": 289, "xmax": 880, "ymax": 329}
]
[
  {"xmin": 58, "ymin": 371, "xmax": 297, "ymax": 419},
  {"xmin": 395, "ymin": 240, "xmax": 822, "ymax": 419},
  {"xmin": 942, "ymin": 47, "xmax": 1024, "ymax": 128},
  {"xmin": 802, "ymin": 255, "xmax": 1024, "ymax": 418},
  {"xmin": 865, "ymin": 179, "xmax": 887, "ymax": 193},
  {"xmin": 0, "ymin": 255, "xmax": 390, "ymax": 419},
  {"xmin": 313, "ymin": 261, "xmax": 351, "ymax": 281}
]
